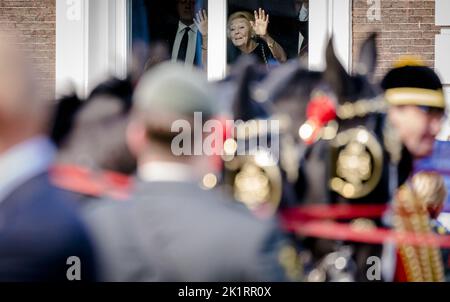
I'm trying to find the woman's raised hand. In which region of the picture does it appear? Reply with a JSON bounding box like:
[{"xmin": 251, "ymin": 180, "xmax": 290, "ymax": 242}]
[{"xmin": 250, "ymin": 8, "xmax": 269, "ymax": 37}]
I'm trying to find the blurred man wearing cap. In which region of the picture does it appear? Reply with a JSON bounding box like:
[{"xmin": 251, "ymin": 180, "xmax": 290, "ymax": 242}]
[
  {"xmin": 0, "ymin": 31, "xmax": 96, "ymax": 281},
  {"xmin": 381, "ymin": 58, "xmax": 448, "ymax": 282},
  {"xmin": 164, "ymin": 0, "xmax": 204, "ymax": 66},
  {"xmin": 83, "ymin": 62, "xmax": 293, "ymax": 282},
  {"xmin": 382, "ymin": 58, "xmax": 446, "ymax": 159}
]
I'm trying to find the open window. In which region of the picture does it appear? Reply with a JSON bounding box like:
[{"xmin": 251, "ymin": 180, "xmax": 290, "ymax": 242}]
[
  {"xmin": 226, "ymin": 0, "xmax": 309, "ymax": 66},
  {"xmin": 131, "ymin": 0, "xmax": 208, "ymax": 70},
  {"xmin": 128, "ymin": 0, "xmax": 353, "ymax": 81},
  {"xmin": 55, "ymin": 0, "xmax": 351, "ymax": 95},
  {"xmin": 130, "ymin": 0, "xmax": 309, "ymax": 73}
]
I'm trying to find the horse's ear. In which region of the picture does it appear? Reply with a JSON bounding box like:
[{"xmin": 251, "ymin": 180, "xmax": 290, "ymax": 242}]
[
  {"xmin": 355, "ymin": 32, "xmax": 378, "ymax": 79},
  {"xmin": 323, "ymin": 37, "xmax": 351, "ymax": 100},
  {"xmin": 231, "ymin": 56, "xmax": 268, "ymax": 121}
]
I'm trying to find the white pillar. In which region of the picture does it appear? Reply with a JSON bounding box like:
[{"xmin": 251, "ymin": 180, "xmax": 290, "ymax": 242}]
[
  {"xmin": 87, "ymin": 0, "xmax": 110, "ymax": 93},
  {"xmin": 56, "ymin": 0, "xmax": 129, "ymax": 98},
  {"xmin": 435, "ymin": 0, "xmax": 450, "ymax": 139},
  {"xmin": 207, "ymin": 0, "xmax": 227, "ymax": 81},
  {"xmin": 56, "ymin": 0, "xmax": 89, "ymax": 97},
  {"xmin": 333, "ymin": 0, "xmax": 352, "ymax": 72},
  {"xmin": 309, "ymin": 0, "xmax": 352, "ymax": 72},
  {"xmin": 309, "ymin": 0, "xmax": 329, "ymax": 71}
]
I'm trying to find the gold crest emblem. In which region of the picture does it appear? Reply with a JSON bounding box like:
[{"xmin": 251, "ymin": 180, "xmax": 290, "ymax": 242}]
[{"xmin": 329, "ymin": 127, "xmax": 383, "ymax": 199}]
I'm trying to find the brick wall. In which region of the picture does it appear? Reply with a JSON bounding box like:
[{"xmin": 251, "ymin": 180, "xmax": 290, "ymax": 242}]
[
  {"xmin": 353, "ymin": 0, "xmax": 439, "ymax": 79},
  {"xmin": 0, "ymin": 0, "xmax": 55, "ymax": 100},
  {"xmin": 0, "ymin": 1, "xmax": 440, "ymax": 96}
]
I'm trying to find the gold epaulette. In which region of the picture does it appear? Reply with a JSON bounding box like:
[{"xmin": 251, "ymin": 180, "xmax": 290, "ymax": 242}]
[{"xmin": 393, "ymin": 172, "xmax": 446, "ymax": 282}]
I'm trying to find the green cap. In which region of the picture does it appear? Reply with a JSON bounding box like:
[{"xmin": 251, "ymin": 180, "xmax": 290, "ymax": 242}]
[{"xmin": 133, "ymin": 62, "xmax": 217, "ymax": 119}]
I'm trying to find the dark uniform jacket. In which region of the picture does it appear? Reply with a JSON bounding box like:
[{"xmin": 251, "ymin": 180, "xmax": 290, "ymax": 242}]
[
  {"xmin": 84, "ymin": 180, "xmax": 290, "ymax": 282},
  {"xmin": 0, "ymin": 173, "xmax": 97, "ymax": 281}
]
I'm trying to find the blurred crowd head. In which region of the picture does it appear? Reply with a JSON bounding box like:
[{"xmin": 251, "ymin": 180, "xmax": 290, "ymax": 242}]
[
  {"xmin": 129, "ymin": 62, "xmax": 216, "ymax": 170},
  {"xmin": 56, "ymin": 78, "xmax": 136, "ymax": 174}
]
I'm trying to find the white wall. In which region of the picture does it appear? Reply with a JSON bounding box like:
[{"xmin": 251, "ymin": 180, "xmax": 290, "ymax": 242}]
[
  {"xmin": 309, "ymin": 0, "xmax": 352, "ymax": 72},
  {"xmin": 207, "ymin": 0, "xmax": 227, "ymax": 81},
  {"xmin": 56, "ymin": 0, "xmax": 89, "ymax": 97},
  {"xmin": 56, "ymin": 0, "xmax": 352, "ymax": 93},
  {"xmin": 435, "ymin": 0, "xmax": 450, "ymax": 140},
  {"xmin": 56, "ymin": 0, "xmax": 129, "ymax": 98}
]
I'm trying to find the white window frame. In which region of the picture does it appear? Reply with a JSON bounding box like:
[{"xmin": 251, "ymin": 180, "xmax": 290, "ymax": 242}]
[
  {"xmin": 206, "ymin": 0, "xmax": 353, "ymax": 78},
  {"xmin": 56, "ymin": 0, "xmax": 130, "ymax": 98},
  {"xmin": 435, "ymin": 0, "xmax": 450, "ymax": 139},
  {"xmin": 207, "ymin": 0, "xmax": 228, "ymax": 81},
  {"xmin": 56, "ymin": 0, "xmax": 352, "ymax": 95},
  {"xmin": 309, "ymin": 0, "xmax": 352, "ymax": 73},
  {"xmin": 56, "ymin": 0, "xmax": 90, "ymax": 97}
]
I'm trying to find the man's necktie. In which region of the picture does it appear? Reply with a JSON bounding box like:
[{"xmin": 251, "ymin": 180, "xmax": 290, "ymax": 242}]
[{"xmin": 177, "ymin": 27, "xmax": 190, "ymax": 62}]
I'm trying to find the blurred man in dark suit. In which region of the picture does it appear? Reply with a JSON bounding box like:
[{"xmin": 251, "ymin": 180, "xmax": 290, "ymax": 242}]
[
  {"xmin": 83, "ymin": 62, "xmax": 294, "ymax": 282},
  {"xmin": 168, "ymin": 0, "xmax": 204, "ymax": 66},
  {"xmin": 0, "ymin": 30, "xmax": 96, "ymax": 281}
]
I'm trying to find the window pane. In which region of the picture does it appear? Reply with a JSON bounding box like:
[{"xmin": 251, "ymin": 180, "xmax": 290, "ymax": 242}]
[
  {"xmin": 227, "ymin": 0, "xmax": 309, "ymax": 67},
  {"xmin": 131, "ymin": 0, "xmax": 208, "ymax": 71}
]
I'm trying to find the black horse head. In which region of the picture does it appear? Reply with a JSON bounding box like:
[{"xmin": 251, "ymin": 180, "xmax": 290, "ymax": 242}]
[{"xmin": 222, "ymin": 33, "xmax": 411, "ymax": 211}]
